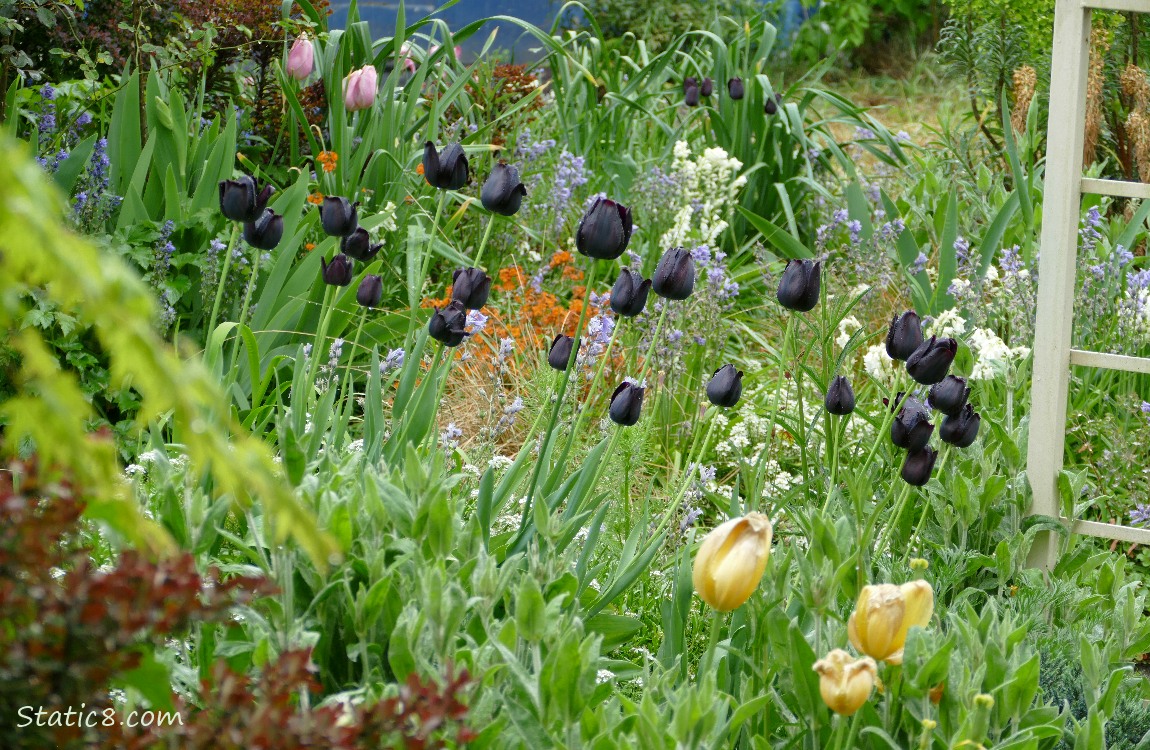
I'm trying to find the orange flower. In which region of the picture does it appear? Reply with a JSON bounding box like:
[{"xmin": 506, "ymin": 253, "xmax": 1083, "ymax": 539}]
[
  {"xmin": 416, "ymin": 163, "xmax": 425, "ymax": 175},
  {"xmin": 305, "ymin": 242, "xmax": 316, "ymax": 251},
  {"xmin": 549, "ymin": 250, "xmax": 572, "ymax": 268},
  {"xmin": 307, "ymin": 191, "xmax": 324, "ymax": 205},
  {"xmin": 317, "ymin": 150, "xmax": 338, "ymax": 173}
]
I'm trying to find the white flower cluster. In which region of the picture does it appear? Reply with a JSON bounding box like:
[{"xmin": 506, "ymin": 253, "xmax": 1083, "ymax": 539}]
[
  {"xmin": 926, "ymin": 308, "xmax": 966, "ymax": 339},
  {"xmin": 660, "ymin": 141, "xmax": 747, "ymax": 248},
  {"xmin": 968, "ymin": 327, "xmax": 1030, "ymax": 379},
  {"xmin": 836, "ymin": 316, "xmax": 862, "ymax": 349},
  {"xmin": 862, "ymin": 343, "xmax": 896, "ymax": 384}
]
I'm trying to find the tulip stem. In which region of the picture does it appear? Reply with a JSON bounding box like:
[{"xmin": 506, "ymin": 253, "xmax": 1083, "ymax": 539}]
[
  {"xmin": 636, "ymin": 302, "xmax": 671, "ymax": 388},
  {"xmin": 823, "ymin": 414, "xmax": 847, "ymax": 512},
  {"xmin": 336, "ymin": 308, "xmax": 368, "ymax": 444},
  {"xmin": 875, "ymin": 482, "xmax": 913, "ymax": 558},
  {"xmin": 225, "ymin": 243, "xmax": 263, "ymax": 382},
  {"xmin": 699, "ymin": 609, "xmax": 725, "ymax": 679},
  {"xmin": 306, "ymin": 283, "xmax": 337, "ymax": 396},
  {"xmin": 859, "ymin": 370, "xmax": 910, "ymax": 474},
  {"xmin": 207, "ymin": 223, "xmax": 240, "ymax": 338},
  {"xmin": 472, "ymin": 215, "xmax": 496, "ymax": 270},
  {"xmin": 906, "ymin": 446, "xmax": 950, "ymax": 561},
  {"xmin": 411, "ymin": 190, "xmax": 448, "ymax": 341},
  {"xmin": 564, "ymin": 308, "xmax": 622, "ymax": 454},
  {"xmin": 751, "ymin": 313, "xmax": 795, "ymax": 508}
]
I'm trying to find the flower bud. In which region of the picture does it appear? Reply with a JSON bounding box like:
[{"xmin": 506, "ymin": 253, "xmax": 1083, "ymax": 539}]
[
  {"xmin": 824, "ymin": 375, "xmax": 855, "ymax": 415},
  {"xmin": 906, "ymin": 335, "xmax": 958, "ymax": 385},
  {"xmin": 342, "ymin": 65, "xmax": 378, "ymax": 112},
  {"xmin": 319, "ymin": 195, "xmax": 359, "ymax": 237},
  {"xmin": 940, "ymin": 403, "xmax": 980, "ymax": 448},
  {"xmin": 575, "ymin": 196, "xmax": 633, "ymax": 260},
  {"xmin": 813, "ymin": 649, "xmax": 877, "ymax": 716},
  {"xmin": 727, "ymin": 77, "xmax": 744, "ymax": 100},
  {"xmin": 356, "ymin": 274, "xmax": 383, "ymax": 308},
  {"xmin": 847, "ymin": 580, "xmax": 934, "ymax": 664},
  {"xmin": 428, "ymin": 300, "xmax": 469, "ymax": 346},
  {"xmin": 764, "ymin": 93, "xmax": 782, "ymax": 115},
  {"xmin": 652, "ymin": 247, "xmax": 695, "ymax": 300},
  {"xmin": 320, "ymin": 253, "xmax": 354, "ymax": 287},
  {"xmin": 610, "ymin": 268, "xmax": 650, "ymax": 317},
  {"xmin": 451, "ymin": 267, "xmax": 491, "ymax": 310},
  {"xmin": 683, "ymin": 76, "xmax": 697, "ymax": 93},
  {"xmin": 481, "ymin": 161, "xmax": 527, "ymax": 216},
  {"xmin": 219, "ymin": 175, "xmax": 274, "ymax": 222},
  {"xmin": 705, "ymin": 364, "xmax": 743, "ymax": 408},
  {"xmin": 692, "ymin": 512, "xmax": 772, "ymax": 611},
  {"xmin": 775, "ymin": 259, "xmax": 821, "ymax": 312},
  {"xmin": 242, "ymin": 208, "xmax": 284, "ymax": 250},
  {"xmin": 609, "ymin": 381, "xmax": 644, "ymax": 426},
  {"xmin": 901, "ymin": 446, "xmax": 937, "ymax": 486},
  {"xmin": 340, "ymin": 227, "xmax": 382, "ymax": 262},
  {"xmin": 286, "ymin": 34, "xmax": 315, "ymax": 82},
  {"xmin": 886, "ymin": 311, "xmax": 924, "ymax": 361},
  {"xmin": 548, "ymin": 334, "xmax": 574, "ymax": 371},
  {"xmin": 423, "ymin": 141, "xmax": 470, "ymax": 190},
  {"xmin": 684, "ymin": 84, "xmax": 700, "ymax": 107},
  {"xmin": 890, "ymin": 396, "xmax": 933, "ymax": 452},
  {"xmin": 700, "ymin": 77, "xmax": 713, "ymax": 97},
  {"xmin": 927, "ymin": 375, "xmax": 969, "ymax": 417}
]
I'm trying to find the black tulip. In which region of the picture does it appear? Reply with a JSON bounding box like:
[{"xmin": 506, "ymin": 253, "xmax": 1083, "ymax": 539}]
[
  {"xmin": 548, "ymin": 334, "xmax": 574, "ymax": 371},
  {"xmin": 319, "ymin": 196, "xmax": 359, "ymax": 237},
  {"xmin": 481, "ymin": 161, "xmax": 527, "ymax": 216},
  {"xmin": 890, "ymin": 396, "xmax": 934, "ymax": 452},
  {"xmin": 609, "ymin": 381, "xmax": 645, "ymax": 426},
  {"xmin": 423, "ymin": 141, "xmax": 470, "ymax": 190},
  {"xmin": 320, "ymin": 253, "xmax": 354, "ymax": 287},
  {"xmin": 652, "ymin": 247, "xmax": 695, "ymax": 300},
  {"xmin": 824, "ymin": 375, "xmax": 855, "ymax": 415},
  {"xmin": 242, "ymin": 208, "xmax": 284, "ymax": 250},
  {"xmin": 452, "ymin": 267, "xmax": 491, "ymax": 310},
  {"xmin": 706, "ymin": 364, "xmax": 743, "ymax": 408},
  {"xmin": 728, "ymin": 77, "xmax": 744, "ymax": 100},
  {"xmin": 700, "ymin": 77, "xmax": 713, "ymax": 97},
  {"xmin": 901, "ymin": 446, "xmax": 937, "ymax": 486},
  {"xmin": 928, "ymin": 375, "xmax": 970, "ymax": 417},
  {"xmin": 775, "ymin": 259, "xmax": 821, "ymax": 312},
  {"xmin": 906, "ymin": 336, "xmax": 958, "ymax": 386},
  {"xmin": 575, "ymin": 196, "xmax": 633, "ymax": 260},
  {"xmin": 428, "ymin": 300, "xmax": 469, "ymax": 346},
  {"xmin": 684, "ymin": 84, "xmax": 700, "ymax": 107},
  {"xmin": 340, "ymin": 227, "xmax": 383, "ymax": 262},
  {"xmin": 610, "ymin": 268, "xmax": 651, "ymax": 317},
  {"xmin": 683, "ymin": 76, "xmax": 697, "ymax": 93},
  {"xmin": 219, "ymin": 175, "xmax": 274, "ymax": 222},
  {"xmin": 886, "ymin": 311, "xmax": 924, "ymax": 361},
  {"xmin": 764, "ymin": 94, "xmax": 780, "ymax": 116},
  {"xmin": 356, "ymin": 274, "xmax": 383, "ymax": 308},
  {"xmin": 940, "ymin": 403, "xmax": 981, "ymax": 448}
]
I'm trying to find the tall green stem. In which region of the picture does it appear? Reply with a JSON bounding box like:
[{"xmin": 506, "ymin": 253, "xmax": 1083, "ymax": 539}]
[
  {"xmin": 472, "ymin": 215, "xmax": 497, "ymax": 269},
  {"xmin": 306, "ymin": 283, "xmax": 337, "ymax": 394},
  {"xmin": 207, "ymin": 223, "xmax": 240, "ymax": 337},
  {"xmin": 225, "ymin": 244, "xmax": 262, "ymax": 381},
  {"xmin": 751, "ymin": 313, "xmax": 795, "ymax": 506}
]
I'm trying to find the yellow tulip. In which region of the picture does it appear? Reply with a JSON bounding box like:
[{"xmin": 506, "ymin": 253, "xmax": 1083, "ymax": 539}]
[
  {"xmin": 691, "ymin": 512, "xmax": 773, "ymax": 611},
  {"xmin": 847, "ymin": 580, "xmax": 934, "ymax": 664},
  {"xmin": 813, "ymin": 649, "xmax": 878, "ymax": 716}
]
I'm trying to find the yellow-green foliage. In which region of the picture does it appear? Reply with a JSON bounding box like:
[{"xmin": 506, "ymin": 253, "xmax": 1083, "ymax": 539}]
[{"xmin": 0, "ymin": 135, "xmax": 338, "ymax": 567}]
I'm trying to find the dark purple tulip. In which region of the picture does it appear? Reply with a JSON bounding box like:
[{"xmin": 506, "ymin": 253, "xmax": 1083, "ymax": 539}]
[
  {"xmin": 901, "ymin": 446, "xmax": 937, "ymax": 486},
  {"xmin": 356, "ymin": 274, "xmax": 383, "ymax": 308},
  {"xmin": 683, "ymin": 76, "xmax": 697, "ymax": 93},
  {"xmin": 481, "ymin": 161, "xmax": 527, "ymax": 216},
  {"xmin": 219, "ymin": 175, "xmax": 274, "ymax": 222},
  {"xmin": 886, "ymin": 311, "xmax": 924, "ymax": 361},
  {"xmin": 700, "ymin": 77, "xmax": 713, "ymax": 97},
  {"xmin": 451, "ymin": 267, "xmax": 491, "ymax": 310},
  {"xmin": 652, "ymin": 247, "xmax": 695, "ymax": 300},
  {"xmin": 906, "ymin": 336, "xmax": 958, "ymax": 385},
  {"xmin": 609, "ymin": 381, "xmax": 645, "ymax": 426},
  {"xmin": 340, "ymin": 227, "xmax": 383, "ymax": 262},
  {"xmin": 824, "ymin": 375, "xmax": 855, "ymax": 415},
  {"xmin": 242, "ymin": 208, "xmax": 284, "ymax": 250},
  {"xmin": 319, "ymin": 196, "xmax": 359, "ymax": 237},
  {"xmin": 706, "ymin": 364, "xmax": 743, "ymax": 408},
  {"xmin": 428, "ymin": 300, "xmax": 469, "ymax": 346},
  {"xmin": 928, "ymin": 375, "xmax": 970, "ymax": 417},
  {"xmin": 940, "ymin": 403, "xmax": 981, "ymax": 448},
  {"xmin": 776, "ymin": 259, "xmax": 821, "ymax": 312},
  {"xmin": 320, "ymin": 253, "xmax": 354, "ymax": 287},
  {"xmin": 610, "ymin": 268, "xmax": 650, "ymax": 317},
  {"xmin": 727, "ymin": 77, "xmax": 744, "ymax": 100},
  {"xmin": 890, "ymin": 396, "xmax": 934, "ymax": 453},
  {"xmin": 765, "ymin": 93, "xmax": 781, "ymax": 115},
  {"xmin": 684, "ymin": 84, "xmax": 700, "ymax": 107},
  {"xmin": 548, "ymin": 334, "xmax": 574, "ymax": 371},
  {"xmin": 575, "ymin": 196, "xmax": 633, "ymax": 260},
  {"xmin": 423, "ymin": 141, "xmax": 470, "ymax": 190}
]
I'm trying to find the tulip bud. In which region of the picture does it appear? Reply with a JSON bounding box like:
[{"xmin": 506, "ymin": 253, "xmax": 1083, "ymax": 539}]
[
  {"xmin": 340, "ymin": 227, "xmax": 382, "ymax": 262},
  {"xmin": 286, "ymin": 34, "xmax": 315, "ymax": 82},
  {"xmin": 610, "ymin": 268, "xmax": 651, "ymax": 317},
  {"xmin": 319, "ymin": 196, "xmax": 359, "ymax": 237},
  {"xmin": 356, "ymin": 274, "xmax": 383, "ymax": 308},
  {"xmin": 651, "ymin": 247, "xmax": 695, "ymax": 300},
  {"xmin": 423, "ymin": 141, "xmax": 470, "ymax": 190},
  {"xmin": 776, "ymin": 259, "xmax": 821, "ymax": 312},
  {"xmin": 320, "ymin": 253, "xmax": 354, "ymax": 287},
  {"xmin": 243, "ymin": 208, "xmax": 284, "ymax": 250},
  {"xmin": 548, "ymin": 334, "xmax": 574, "ymax": 371},
  {"xmin": 342, "ymin": 65, "xmax": 378, "ymax": 112},
  {"xmin": 905, "ymin": 335, "xmax": 958, "ymax": 385},
  {"xmin": 765, "ymin": 93, "xmax": 782, "ymax": 115},
  {"xmin": 727, "ymin": 77, "xmax": 744, "ymax": 100},
  {"xmin": 692, "ymin": 511, "xmax": 772, "ymax": 611},
  {"xmin": 824, "ymin": 375, "xmax": 855, "ymax": 415},
  {"xmin": 700, "ymin": 77, "xmax": 713, "ymax": 97},
  {"xmin": 428, "ymin": 300, "xmax": 469, "ymax": 346},
  {"xmin": 481, "ymin": 161, "xmax": 527, "ymax": 216},
  {"xmin": 683, "ymin": 76, "xmax": 697, "ymax": 93},
  {"xmin": 684, "ymin": 84, "xmax": 700, "ymax": 107},
  {"xmin": 890, "ymin": 396, "xmax": 934, "ymax": 452},
  {"xmin": 813, "ymin": 649, "xmax": 878, "ymax": 716},
  {"xmin": 901, "ymin": 446, "xmax": 937, "ymax": 486},
  {"xmin": 575, "ymin": 196, "xmax": 633, "ymax": 260},
  {"xmin": 609, "ymin": 381, "xmax": 644, "ymax": 426},
  {"xmin": 451, "ymin": 267, "xmax": 491, "ymax": 310},
  {"xmin": 940, "ymin": 403, "xmax": 980, "ymax": 448},
  {"xmin": 927, "ymin": 375, "xmax": 969, "ymax": 417},
  {"xmin": 219, "ymin": 175, "xmax": 274, "ymax": 222},
  {"xmin": 886, "ymin": 311, "xmax": 924, "ymax": 361},
  {"xmin": 706, "ymin": 364, "xmax": 743, "ymax": 408},
  {"xmin": 847, "ymin": 580, "xmax": 934, "ymax": 664}
]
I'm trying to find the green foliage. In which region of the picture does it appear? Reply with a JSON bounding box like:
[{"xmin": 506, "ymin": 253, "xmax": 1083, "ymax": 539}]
[{"xmin": 570, "ymin": 0, "xmax": 763, "ymax": 51}]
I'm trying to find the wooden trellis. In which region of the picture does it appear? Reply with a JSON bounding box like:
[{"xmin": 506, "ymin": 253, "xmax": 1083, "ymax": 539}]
[{"xmin": 1028, "ymin": 0, "xmax": 1150, "ymax": 568}]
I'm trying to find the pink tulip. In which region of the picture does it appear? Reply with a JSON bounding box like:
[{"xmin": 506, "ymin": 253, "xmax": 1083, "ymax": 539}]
[
  {"xmin": 399, "ymin": 43, "xmax": 416, "ymax": 73},
  {"xmin": 343, "ymin": 65, "xmax": 378, "ymax": 112},
  {"xmin": 429, "ymin": 44, "xmax": 463, "ymax": 61},
  {"xmin": 286, "ymin": 34, "xmax": 314, "ymax": 82}
]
